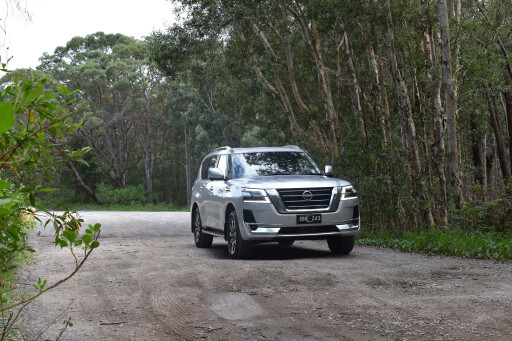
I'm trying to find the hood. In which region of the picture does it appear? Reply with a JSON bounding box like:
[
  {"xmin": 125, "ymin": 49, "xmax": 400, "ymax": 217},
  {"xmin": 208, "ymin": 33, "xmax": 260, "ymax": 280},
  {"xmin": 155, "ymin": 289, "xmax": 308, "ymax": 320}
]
[{"xmin": 231, "ymin": 175, "xmax": 350, "ymax": 189}]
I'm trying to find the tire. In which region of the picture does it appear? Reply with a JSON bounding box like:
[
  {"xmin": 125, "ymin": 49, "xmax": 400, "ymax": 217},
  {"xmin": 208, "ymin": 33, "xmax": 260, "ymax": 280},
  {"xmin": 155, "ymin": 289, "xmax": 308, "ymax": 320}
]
[
  {"xmin": 227, "ymin": 210, "xmax": 252, "ymax": 259},
  {"xmin": 278, "ymin": 239, "xmax": 294, "ymax": 246},
  {"xmin": 193, "ymin": 208, "xmax": 213, "ymax": 248},
  {"xmin": 327, "ymin": 236, "xmax": 355, "ymax": 255}
]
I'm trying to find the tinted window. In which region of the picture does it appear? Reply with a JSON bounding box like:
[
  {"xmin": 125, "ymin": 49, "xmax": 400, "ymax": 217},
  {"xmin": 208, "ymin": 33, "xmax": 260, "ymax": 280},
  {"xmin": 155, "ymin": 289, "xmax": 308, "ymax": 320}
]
[
  {"xmin": 233, "ymin": 152, "xmax": 321, "ymax": 177},
  {"xmin": 217, "ymin": 155, "xmax": 228, "ymax": 177},
  {"xmin": 200, "ymin": 155, "xmax": 218, "ymax": 180}
]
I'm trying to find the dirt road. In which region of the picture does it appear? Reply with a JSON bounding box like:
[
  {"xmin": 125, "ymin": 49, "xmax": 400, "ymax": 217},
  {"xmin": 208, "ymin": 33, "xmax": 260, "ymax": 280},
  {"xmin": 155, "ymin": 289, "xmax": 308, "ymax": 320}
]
[{"xmin": 22, "ymin": 211, "xmax": 512, "ymax": 340}]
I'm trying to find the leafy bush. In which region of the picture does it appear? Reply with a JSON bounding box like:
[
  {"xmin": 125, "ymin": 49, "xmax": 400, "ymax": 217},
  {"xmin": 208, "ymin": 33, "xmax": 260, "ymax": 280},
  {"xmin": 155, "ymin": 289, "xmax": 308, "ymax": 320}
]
[
  {"xmin": 452, "ymin": 199, "xmax": 512, "ymax": 233},
  {"xmin": 96, "ymin": 184, "xmax": 148, "ymax": 205},
  {"xmin": 0, "ymin": 70, "xmax": 101, "ymax": 339},
  {"xmin": 358, "ymin": 227, "xmax": 512, "ymax": 260}
]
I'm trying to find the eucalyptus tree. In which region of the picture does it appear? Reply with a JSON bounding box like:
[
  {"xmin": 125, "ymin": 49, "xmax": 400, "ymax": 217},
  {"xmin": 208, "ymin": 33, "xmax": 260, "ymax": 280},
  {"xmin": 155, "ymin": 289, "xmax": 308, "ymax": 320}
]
[{"xmin": 38, "ymin": 33, "xmax": 169, "ymax": 199}]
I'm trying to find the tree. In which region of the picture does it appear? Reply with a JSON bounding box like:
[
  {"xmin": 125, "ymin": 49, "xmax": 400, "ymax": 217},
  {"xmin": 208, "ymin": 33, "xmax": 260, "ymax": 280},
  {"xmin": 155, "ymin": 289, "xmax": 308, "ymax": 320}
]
[{"xmin": 0, "ymin": 70, "xmax": 101, "ymax": 340}]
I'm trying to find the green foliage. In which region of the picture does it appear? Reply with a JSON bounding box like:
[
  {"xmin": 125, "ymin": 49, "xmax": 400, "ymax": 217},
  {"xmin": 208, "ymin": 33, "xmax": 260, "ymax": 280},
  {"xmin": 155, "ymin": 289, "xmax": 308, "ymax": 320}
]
[
  {"xmin": 0, "ymin": 69, "xmax": 101, "ymax": 338},
  {"xmin": 451, "ymin": 199, "xmax": 512, "ymax": 233},
  {"xmin": 96, "ymin": 184, "xmax": 148, "ymax": 205},
  {"xmin": 72, "ymin": 203, "xmax": 189, "ymax": 212},
  {"xmin": 358, "ymin": 228, "xmax": 512, "ymax": 260}
]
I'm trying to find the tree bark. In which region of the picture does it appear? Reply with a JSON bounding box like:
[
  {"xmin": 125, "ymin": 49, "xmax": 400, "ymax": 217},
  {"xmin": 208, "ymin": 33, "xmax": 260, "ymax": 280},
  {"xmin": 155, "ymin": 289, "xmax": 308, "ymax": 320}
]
[
  {"xmin": 387, "ymin": 0, "xmax": 434, "ymax": 225},
  {"xmin": 64, "ymin": 160, "xmax": 101, "ymax": 204},
  {"xmin": 422, "ymin": 8, "xmax": 448, "ymax": 224},
  {"xmin": 247, "ymin": 26, "xmax": 303, "ymax": 134},
  {"xmin": 505, "ymin": 91, "xmax": 512, "ymax": 175},
  {"xmin": 287, "ymin": 5, "xmax": 342, "ymax": 153},
  {"xmin": 184, "ymin": 122, "xmax": 191, "ymax": 206},
  {"xmin": 339, "ymin": 20, "xmax": 367, "ymax": 141},
  {"xmin": 367, "ymin": 43, "xmax": 392, "ymax": 153},
  {"xmin": 470, "ymin": 114, "xmax": 484, "ymax": 186},
  {"xmin": 439, "ymin": 0, "xmax": 463, "ymax": 208},
  {"xmin": 487, "ymin": 91, "xmax": 510, "ymax": 179},
  {"xmin": 276, "ymin": 12, "xmax": 328, "ymax": 151}
]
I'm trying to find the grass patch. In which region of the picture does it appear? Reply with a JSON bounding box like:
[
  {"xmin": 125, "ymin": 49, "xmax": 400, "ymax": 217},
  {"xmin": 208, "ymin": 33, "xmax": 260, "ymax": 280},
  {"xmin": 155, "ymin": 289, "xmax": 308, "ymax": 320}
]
[
  {"xmin": 54, "ymin": 203, "xmax": 190, "ymax": 212},
  {"xmin": 357, "ymin": 227, "xmax": 512, "ymax": 261}
]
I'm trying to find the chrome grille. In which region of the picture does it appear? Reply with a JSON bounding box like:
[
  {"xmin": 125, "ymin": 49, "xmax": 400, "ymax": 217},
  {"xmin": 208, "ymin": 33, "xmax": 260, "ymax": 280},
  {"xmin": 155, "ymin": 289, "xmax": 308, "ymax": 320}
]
[{"xmin": 277, "ymin": 187, "xmax": 333, "ymax": 210}]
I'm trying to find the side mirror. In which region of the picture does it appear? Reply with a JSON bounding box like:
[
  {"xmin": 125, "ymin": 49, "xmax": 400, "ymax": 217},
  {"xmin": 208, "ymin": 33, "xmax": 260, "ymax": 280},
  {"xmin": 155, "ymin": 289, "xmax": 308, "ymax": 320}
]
[
  {"xmin": 208, "ymin": 168, "xmax": 225, "ymax": 181},
  {"xmin": 324, "ymin": 165, "xmax": 333, "ymax": 177}
]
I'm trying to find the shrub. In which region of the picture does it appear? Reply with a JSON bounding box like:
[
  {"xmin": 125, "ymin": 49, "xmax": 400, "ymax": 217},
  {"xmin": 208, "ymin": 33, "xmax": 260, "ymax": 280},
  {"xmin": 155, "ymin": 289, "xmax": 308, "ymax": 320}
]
[{"xmin": 96, "ymin": 184, "xmax": 148, "ymax": 205}]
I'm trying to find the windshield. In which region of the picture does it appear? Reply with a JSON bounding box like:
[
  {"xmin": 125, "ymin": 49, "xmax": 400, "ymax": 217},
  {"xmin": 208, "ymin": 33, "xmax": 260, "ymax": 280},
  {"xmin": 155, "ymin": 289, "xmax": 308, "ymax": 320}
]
[{"xmin": 232, "ymin": 152, "xmax": 322, "ymax": 177}]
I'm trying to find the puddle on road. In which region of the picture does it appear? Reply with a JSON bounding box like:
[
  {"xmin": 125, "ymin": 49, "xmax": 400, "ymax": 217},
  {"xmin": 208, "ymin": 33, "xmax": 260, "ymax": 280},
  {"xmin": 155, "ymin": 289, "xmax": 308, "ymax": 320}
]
[{"xmin": 209, "ymin": 293, "xmax": 263, "ymax": 320}]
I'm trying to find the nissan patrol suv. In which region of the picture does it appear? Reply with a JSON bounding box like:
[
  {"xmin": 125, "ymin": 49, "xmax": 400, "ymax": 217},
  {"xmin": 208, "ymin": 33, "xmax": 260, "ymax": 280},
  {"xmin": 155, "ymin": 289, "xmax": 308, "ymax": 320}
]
[{"xmin": 190, "ymin": 146, "xmax": 360, "ymax": 259}]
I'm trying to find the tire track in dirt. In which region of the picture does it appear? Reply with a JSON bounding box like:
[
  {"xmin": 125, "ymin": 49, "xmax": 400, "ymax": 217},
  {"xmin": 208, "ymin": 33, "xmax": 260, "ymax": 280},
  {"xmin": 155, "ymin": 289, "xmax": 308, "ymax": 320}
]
[{"xmin": 149, "ymin": 289, "xmax": 194, "ymax": 340}]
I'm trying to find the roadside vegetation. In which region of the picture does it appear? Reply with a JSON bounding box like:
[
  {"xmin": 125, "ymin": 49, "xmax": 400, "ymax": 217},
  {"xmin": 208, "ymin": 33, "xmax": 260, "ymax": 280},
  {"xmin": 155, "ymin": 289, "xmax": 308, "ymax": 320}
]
[
  {"xmin": 358, "ymin": 228, "xmax": 512, "ymax": 261},
  {"xmin": 0, "ymin": 67, "xmax": 101, "ymax": 339}
]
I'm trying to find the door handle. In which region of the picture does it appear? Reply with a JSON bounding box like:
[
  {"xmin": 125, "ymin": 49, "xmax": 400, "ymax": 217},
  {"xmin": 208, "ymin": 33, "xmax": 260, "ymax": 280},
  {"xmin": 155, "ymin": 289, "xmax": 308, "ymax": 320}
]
[
  {"xmin": 207, "ymin": 185, "xmax": 214, "ymax": 191},
  {"xmin": 224, "ymin": 186, "xmax": 231, "ymax": 192}
]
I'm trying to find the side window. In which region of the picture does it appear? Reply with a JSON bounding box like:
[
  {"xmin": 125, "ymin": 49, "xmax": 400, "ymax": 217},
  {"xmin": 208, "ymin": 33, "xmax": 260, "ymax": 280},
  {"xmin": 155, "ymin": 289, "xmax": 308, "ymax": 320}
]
[
  {"xmin": 209, "ymin": 155, "xmax": 218, "ymax": 170},
  {"xmin": 217, "ymin": 155, "xmax": 228, "ymax": 178},
  {"xmin": 232, "ymin": 154, "xmax": 244, "ymax": 179},
  {"xmin": 201, "ymin": 155, "xmax": 218, "ymax": 180},
  {"xmin": 200, "ymin": 157, "xmax": 211, "ymax": 180}
]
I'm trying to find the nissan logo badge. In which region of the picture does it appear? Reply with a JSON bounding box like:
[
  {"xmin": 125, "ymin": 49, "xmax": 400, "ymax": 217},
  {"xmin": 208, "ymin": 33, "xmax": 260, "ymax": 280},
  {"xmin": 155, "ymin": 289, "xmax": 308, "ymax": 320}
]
[{"xmin": 302, "ymin": 191, "xmax": 313, "ymax": 201}]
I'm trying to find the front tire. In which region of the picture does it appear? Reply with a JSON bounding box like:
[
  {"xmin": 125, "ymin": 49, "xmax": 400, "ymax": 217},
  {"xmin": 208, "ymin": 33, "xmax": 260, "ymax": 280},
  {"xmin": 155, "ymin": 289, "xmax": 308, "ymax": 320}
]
[
  {"xmin": 227, "ymin": 210, "xmax": 252, "ymax": 259},
  {"xmin": 193, "ymin": 208, "xmax": 213, "ymax": 248},
  {"xmin": 327, "ymin": 236, "xmax": 355, "ymax": 255}
]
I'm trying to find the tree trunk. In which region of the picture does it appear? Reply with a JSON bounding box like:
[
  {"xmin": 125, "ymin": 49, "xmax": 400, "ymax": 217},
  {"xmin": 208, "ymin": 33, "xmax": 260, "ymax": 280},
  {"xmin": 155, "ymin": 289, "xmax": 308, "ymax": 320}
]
[
  {"xmin": 277, "ymin": 11, "xmax": 328, "ymax": 151},
  {"xmin": 422, "ymin": 10, "xmax": 448, "ymax": 224},
  {"xmin": 387, "ymin": 0, "xmax": 433, "ymax": 226},
  {"xmin": 367, "ymin": 44, "xmax": 391, "ymax": 152},
  {"xmin": 487, "ymin": 91, "xmax": 510, "ymax": 179},
  {"xmin": 287, "ymin": 5, "xmax": 342, "ymax": 153},
  {"xmin": 64, "ymin": 160, "xmax": 101, "ymax": 204},
  {"xmin": 184, "ymin": 123, "xmax": 191, "ymax": 206},
  {"xmin": 504, "ymin": 90, "xmax": 512, "ymax": 176},
  {"xmin": 339, "ymin": 20, "xmax": 367, "ymax": 142},
  {"xmin": 470, "ymin": 114, "xmax": 484, "ymax": 186},
  {"xmin": 142, "ymin": 93, "xmax": 155, "ymax": 201},
  {"xmin": 439, "ymin": 0, "xmax": 463, "ymax": 208},
  {"xmin": 250, "ymin": 24, "xmax": 302, "ymax": 135}
]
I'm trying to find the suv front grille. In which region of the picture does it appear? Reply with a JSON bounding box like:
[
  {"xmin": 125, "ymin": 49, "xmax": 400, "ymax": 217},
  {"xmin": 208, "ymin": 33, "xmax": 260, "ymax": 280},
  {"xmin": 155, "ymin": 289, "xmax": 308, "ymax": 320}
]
[{"xmin": 277, "ymin": 187, "xmax": 333, "ymax": 210}]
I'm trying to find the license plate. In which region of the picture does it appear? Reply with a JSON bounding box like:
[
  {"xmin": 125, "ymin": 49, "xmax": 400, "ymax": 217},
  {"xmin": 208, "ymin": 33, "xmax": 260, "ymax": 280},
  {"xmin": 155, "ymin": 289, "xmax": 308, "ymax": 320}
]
[{"xmin": 296, "ymin": 214, "xmax": 322, "ymax": 224}]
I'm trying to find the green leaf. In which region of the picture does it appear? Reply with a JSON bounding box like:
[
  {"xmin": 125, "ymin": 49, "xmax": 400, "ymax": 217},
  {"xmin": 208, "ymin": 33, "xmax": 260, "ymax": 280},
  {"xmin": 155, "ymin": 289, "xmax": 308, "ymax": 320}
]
[
  {"xmin": 0, "ymin": 207, "xmax": 11, "ymax": 217},
  {"xmin": 0, "ymin": 101, "xmax": 15, "ymax": 134},
  {"xmin": 90, "ymin": 240, "xmax": 100, "ymax": 249},
  {"xmin": 0, "ymin": 242, "xmax": 12, "ymax": 251},
  {"xmin": 36, "ymin": 187, "xmax": 57, "ymax": 193},
  {"xmin": 82, "ymin": 234, "xmax": 93, "ymax": 245},
  {"xmin": 0, "ymin": 179, "xmax": 12, "ymax": 191},
  {"xmin": 62, "ymin": 230, "xmax": 77, "ymax": 243},
  {"xmin": 21, "ymin": 85, "xmax": 43, "ymax": 105},
  {"xmin": 56, "ymin": 237, "xmax": 68, "ymax": 248}
]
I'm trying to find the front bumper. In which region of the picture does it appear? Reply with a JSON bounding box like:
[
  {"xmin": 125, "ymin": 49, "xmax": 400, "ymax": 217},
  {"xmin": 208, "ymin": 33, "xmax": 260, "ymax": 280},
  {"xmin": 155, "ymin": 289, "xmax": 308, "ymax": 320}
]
[{"xmin": 239, "ymin": 197, "xmax": 360, "ymax": 241}]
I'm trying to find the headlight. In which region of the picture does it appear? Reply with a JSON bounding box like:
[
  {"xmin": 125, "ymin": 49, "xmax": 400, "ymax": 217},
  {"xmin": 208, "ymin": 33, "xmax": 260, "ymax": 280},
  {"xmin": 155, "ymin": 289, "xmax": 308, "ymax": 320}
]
[
  {"xmin": 242, "ymin": 188, "xmax": 270, "ymax": 203},
  {"xmin": 342, "ymin": 186, "xmax": 357, "ymax": 200}
]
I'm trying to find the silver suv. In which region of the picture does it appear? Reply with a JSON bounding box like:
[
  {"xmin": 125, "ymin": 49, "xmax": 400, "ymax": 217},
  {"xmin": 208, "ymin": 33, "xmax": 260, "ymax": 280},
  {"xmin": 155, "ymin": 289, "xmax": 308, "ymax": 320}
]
[{"xmin": 190, "ymin": 146, "xmax": 360, "ymax": 259}]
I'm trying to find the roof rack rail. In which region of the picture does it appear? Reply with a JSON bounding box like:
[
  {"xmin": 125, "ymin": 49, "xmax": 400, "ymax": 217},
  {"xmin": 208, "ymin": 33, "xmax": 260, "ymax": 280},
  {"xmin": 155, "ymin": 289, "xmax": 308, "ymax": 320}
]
[
  {"xmin": 212, "ymin": 146, "xmax": 232, "ymax": 152},
  {"xmin": 282, "ymin": 145, "xmax": 301, "ymax": 149}
]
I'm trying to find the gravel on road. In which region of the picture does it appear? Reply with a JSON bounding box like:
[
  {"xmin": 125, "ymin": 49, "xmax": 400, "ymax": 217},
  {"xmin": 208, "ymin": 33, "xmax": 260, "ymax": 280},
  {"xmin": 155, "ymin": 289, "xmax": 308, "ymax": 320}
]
[{"xmin": 22, "ymin": 211, "xmax": 512, "ymax": 340}]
